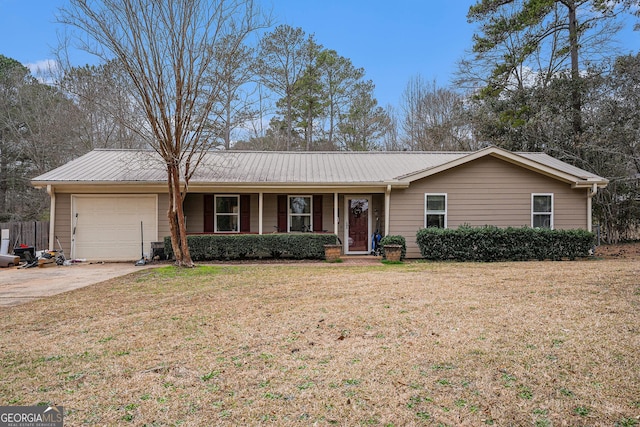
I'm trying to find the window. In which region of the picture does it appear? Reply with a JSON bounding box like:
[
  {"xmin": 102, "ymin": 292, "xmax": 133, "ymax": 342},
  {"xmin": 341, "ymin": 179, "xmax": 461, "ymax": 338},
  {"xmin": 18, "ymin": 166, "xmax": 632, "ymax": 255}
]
[
  {"xmin": 425, "ymin": 194, "xmax": 447, "ymax": 228},
  {"xmin": 532, "ymin": 194, "xmax": 553, "ymax": 229},
  {"xmin": 289, "ymin": 196, "xmax": 312, "ymax": 232},
  {"xmin": 215, "ymin": 195, "xmax": 239, "ymax": 232}
]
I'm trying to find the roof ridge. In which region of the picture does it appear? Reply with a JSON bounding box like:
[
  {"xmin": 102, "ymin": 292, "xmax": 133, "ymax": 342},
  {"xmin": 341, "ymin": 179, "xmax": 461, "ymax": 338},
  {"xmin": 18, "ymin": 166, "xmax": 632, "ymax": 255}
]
[{"xmin": 88, "ymin": 149, "xmax": 475, "ymax": 154}]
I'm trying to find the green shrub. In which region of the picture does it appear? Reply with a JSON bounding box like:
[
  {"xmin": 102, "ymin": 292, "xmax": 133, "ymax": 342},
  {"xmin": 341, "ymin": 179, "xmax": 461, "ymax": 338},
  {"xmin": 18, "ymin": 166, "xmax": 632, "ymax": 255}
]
[
  {"xmin": 416, "ymin": 226, "xmax": 594, "ymax": 262},
  {"xmin": 380, "ymin": 235, "xmax": 407, "ymax": 260},
  {"xmin": 164, "ymin": 233, "xmax": 339, "ymax": 261}
]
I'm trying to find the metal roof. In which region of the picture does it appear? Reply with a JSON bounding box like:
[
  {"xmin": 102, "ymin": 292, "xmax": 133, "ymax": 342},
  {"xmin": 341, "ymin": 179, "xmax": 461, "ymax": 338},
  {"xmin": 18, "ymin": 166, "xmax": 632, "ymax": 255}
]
[{"xmin": 31, "ymin": 148, "xmax": 607, "ymax": 187}]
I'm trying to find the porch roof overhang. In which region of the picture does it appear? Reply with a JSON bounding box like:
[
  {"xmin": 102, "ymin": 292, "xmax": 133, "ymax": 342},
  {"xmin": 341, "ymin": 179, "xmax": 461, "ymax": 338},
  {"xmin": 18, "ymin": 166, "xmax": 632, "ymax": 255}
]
[{"xmin": 32, "ymin": 180, "xmax": 410, "ymax": 194}]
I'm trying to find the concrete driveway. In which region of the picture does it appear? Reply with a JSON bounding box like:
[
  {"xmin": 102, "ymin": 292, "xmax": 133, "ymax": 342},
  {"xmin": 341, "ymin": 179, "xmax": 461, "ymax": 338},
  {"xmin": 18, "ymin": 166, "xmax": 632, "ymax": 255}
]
[{"xmin": 0, "ymin": 262, "xmax": 157, "ymax": 307}]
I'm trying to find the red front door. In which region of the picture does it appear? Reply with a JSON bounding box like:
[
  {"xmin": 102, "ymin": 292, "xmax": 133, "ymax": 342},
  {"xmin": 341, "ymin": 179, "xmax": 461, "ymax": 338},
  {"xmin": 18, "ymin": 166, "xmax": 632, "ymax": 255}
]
[{"xmin": 347, "ymin": 198, "xmax": 369, "ymax": 253}]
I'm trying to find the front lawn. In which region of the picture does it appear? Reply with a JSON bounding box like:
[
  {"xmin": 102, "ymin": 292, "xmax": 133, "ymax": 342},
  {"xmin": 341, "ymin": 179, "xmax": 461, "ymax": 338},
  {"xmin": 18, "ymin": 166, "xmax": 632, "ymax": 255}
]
[{"xmin": 1, "ymin": 260, "xmax": 638, "ymax": 426}]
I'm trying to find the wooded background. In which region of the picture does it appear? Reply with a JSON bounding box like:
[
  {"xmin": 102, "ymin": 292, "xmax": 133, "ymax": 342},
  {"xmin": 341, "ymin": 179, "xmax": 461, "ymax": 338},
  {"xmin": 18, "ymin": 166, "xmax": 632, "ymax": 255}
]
[{"xmin": 1, "ymin": 0, "xmax": 638, "ymax": 243}]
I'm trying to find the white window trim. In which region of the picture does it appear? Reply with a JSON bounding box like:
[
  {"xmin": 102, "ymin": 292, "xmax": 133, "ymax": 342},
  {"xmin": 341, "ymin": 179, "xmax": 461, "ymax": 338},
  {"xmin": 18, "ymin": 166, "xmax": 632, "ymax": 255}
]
[
  {"xmin": 214, "ymin": 194, "xmax": 240, "ymax": 233},
  {"xmin": 288, "ymin": 195, "xmax": 313, "ymax": 232},
  {"xmin": 531, "ymin": 193, "xmax": 554, "ymax": 229},
  {"xmin": 425, "ymin": 193, "xmax": 447, "ymax": 229}
]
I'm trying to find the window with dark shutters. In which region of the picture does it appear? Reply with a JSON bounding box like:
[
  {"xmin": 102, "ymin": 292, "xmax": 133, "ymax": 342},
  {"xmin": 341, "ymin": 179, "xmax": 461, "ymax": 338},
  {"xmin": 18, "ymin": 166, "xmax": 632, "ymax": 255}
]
[{"xmin": 204, "ymin": 194, "xmax": 250, "ymax": 233}]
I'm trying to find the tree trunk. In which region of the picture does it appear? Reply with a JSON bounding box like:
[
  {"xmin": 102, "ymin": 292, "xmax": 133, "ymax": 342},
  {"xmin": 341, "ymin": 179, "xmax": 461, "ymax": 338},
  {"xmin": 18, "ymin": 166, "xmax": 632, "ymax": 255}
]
[
  {"xmin": 328, "ymin": 98, "xmax": 334, "ymax": 147},
  {"xmin": 0, "ymin": 134, "xmax": 6, "ymax": 214},
  {"xmin": 306, "ymin": 104, "xmax": 313, "ymax": 150},
  {"xmin": 167, "ymin": 162, "xmax": 194, "ymax": 267},
  {"xmin": 286, "ymin": 91, "xmax": 293, "ymax": 151},
  {"xmin": 224, "ymin": 98, "xmax": 232, "ymax": 150},
  {"xmin": 567, "ymin": 1, "xmax": 582, "ymax": 138},
  {"xmin": 167, "ymin": 165, "xmax": 182, "ymax": 265}
]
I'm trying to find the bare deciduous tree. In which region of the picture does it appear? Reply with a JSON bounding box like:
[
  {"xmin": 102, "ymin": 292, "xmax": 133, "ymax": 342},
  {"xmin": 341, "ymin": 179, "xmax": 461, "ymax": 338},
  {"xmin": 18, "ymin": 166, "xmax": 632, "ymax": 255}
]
[
  {"xmin": 207, "ymin": 36, "xmax": 259, "ymax": 149},
  {"xmin": 0, "ymin": 55, "xmax": 84, "ymax": 221},
  {"xmin": 401, "ymin": 76, "xmax": 474, "ymax": 151},
  {"xmin": 59, "ymin": 0, "xmax": 268, "ymax": 266},
  {"xmin": 60, "ymin": 61, "xmax": 149, "ymax": 150}
]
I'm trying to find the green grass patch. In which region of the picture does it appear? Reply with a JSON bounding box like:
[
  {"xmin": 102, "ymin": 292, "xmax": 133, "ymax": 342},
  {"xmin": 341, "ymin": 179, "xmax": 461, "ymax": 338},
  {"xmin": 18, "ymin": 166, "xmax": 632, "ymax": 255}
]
[{"xmin": 151, "ymin": 265, "xmax": 231, "ymax": 278}]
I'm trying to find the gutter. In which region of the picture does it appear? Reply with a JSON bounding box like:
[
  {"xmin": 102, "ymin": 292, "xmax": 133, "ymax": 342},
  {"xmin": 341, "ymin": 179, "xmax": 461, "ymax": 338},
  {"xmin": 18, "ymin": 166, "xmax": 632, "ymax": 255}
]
[
  {"xmin": 384, "ymin": 185, "xmax": 391, "ymax": 236},
  {"xmin": 572, "ymin": 179, "xmax": 609, "ymax": 189},
  {"xmin": 32, "ymin": 180, "xmax": 411, "ymax": 192}
]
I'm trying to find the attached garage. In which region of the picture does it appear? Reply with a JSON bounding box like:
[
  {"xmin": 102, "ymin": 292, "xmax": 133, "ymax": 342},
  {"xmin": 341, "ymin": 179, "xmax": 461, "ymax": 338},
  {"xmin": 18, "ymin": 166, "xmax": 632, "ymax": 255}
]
[{"xmin": 71, "ymin": 195, "xmax": 158, "ymax": 261}]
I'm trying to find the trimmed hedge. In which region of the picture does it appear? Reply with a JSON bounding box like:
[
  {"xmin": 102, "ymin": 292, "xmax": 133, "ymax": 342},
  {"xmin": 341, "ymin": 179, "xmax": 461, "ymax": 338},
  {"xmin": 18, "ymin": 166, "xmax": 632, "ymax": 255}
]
[
  {"xmin": 416, "ymin": 226, "xmax": 594, "ymax": 262},
  {"xmin": 380, "ymin": 235, "xmax": 407, "ymax": 260},
  {"xmin": 164, "ymin": 233, "xmax": 339, "ymax": 261}
]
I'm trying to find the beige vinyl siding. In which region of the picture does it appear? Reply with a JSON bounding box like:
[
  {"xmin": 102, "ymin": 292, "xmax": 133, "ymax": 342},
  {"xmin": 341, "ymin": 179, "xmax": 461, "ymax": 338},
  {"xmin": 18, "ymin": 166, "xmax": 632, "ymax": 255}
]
[
  {"xmin": 54, "ymin": 193, "xmax": 72, "ymax": 254},
  {"xmin": 372, "ymin": 194, "xmax": 385, "ymax": 235},
  {"xmin": 248, "ymin": 194, "xmax": 259, "ymax": 232},
  {"xmin": 389, "ymin": 156, "xmax": 589, "ymax": 258},
  {"xmin": 320, "ymin": 194, "xmax": 333, "ymax": 232},
  {"xmin": 184, "ymin": 193, "xmax": 204, "ymax": 233},
  {"xmin": 262, "ymin": 194, "xmax": 278, "ymax": 233},
  {"xmin": 554, "ymin": 189, "xmax": 588, "ymax": 228},
  {"xmin": 157, "ymin": 193, "xmax": 170, "ymax": 240}
]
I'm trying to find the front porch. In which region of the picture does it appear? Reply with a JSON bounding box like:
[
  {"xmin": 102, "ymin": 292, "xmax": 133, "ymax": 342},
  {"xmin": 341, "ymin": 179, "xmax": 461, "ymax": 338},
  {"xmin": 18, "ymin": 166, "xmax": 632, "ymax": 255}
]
[{"xmin": 183, "ymin": 191, "xmax": 390, "ymax": 255}]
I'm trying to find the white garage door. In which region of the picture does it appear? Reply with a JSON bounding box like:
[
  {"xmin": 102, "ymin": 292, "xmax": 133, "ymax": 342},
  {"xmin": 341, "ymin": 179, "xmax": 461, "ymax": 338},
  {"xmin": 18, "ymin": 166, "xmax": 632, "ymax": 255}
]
[{"xmin": 72, "ymin": 195, "xmax": 158, "ymax": 261}]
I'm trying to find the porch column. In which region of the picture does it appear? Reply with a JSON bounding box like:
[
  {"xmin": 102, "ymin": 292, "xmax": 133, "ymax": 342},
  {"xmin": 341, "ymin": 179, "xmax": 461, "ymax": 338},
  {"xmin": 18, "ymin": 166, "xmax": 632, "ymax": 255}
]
[
  {"xmin": 258, "ymin": 192, "xmax": 264, "ymax": 235},
  {"xmin": 587, "ymin": 188, "xmax": 592, "ymax": 233},
  {"xmin": 384, "ymin": 185, "xmax": 391, "ymax": 236},
  {"xmin": 334, "ymin": 192, "xmax": 339, "ymax": 235}
]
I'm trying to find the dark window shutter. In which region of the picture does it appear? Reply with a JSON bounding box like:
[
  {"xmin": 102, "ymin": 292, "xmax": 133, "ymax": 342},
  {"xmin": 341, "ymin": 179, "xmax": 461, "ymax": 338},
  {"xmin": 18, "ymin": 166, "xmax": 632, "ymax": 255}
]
[
  {"xmin": 204, "ymin": 195, "xmax": 214, "ymax": 232},
  {"xmin": 313, "ymin": 195, "xmax": 323, "ymax": 232},
  {"xmin": 277, "ymin": 195, "xmax": 287, "ymax": 232},
  {"xmin": 240, "ymin": 195, "xmax": 250, "ymax": 232}
]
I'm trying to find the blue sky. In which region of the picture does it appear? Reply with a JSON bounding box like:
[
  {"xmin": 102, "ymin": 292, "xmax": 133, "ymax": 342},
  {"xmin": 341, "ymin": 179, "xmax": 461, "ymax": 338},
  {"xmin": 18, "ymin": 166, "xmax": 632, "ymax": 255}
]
[{"xmin": 1, "ymin": 0, "xmax": 639, "ymax": 109}]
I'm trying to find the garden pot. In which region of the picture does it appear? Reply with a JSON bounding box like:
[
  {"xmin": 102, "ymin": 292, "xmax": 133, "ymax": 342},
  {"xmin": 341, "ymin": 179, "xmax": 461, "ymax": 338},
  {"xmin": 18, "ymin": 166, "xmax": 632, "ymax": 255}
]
[
  {"xmin": 383, "ymin": 244, "xmax": 402, "ymax": 262},
  {"xmin": 324, "ymin": 244, "xmax": 342, "ymax": 262}
]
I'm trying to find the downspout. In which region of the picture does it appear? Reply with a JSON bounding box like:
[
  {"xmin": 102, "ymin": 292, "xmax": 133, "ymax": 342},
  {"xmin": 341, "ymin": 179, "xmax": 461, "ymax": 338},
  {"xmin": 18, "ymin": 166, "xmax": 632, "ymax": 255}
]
[
  {"xmin": 334, "ymin": 192, "xmax": 339, "ymax": 236},
  {"xmin": 587, "ymin": 183, "xmax": 597, "ymax": 232},
  {"xmin": 384, "ymin": 185, "xmax": 391, "ymax": 236},
  {"xmin": 47, "ymin": 185, "xmax": 55, "ymax": 251}
]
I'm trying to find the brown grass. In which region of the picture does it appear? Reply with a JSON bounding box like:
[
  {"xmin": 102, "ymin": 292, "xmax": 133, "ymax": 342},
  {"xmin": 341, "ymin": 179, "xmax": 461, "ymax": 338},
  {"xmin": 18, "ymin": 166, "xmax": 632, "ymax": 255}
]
[{"xmin": 1, "ymin": 259, "xmax": 639, "ymax": 426}]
